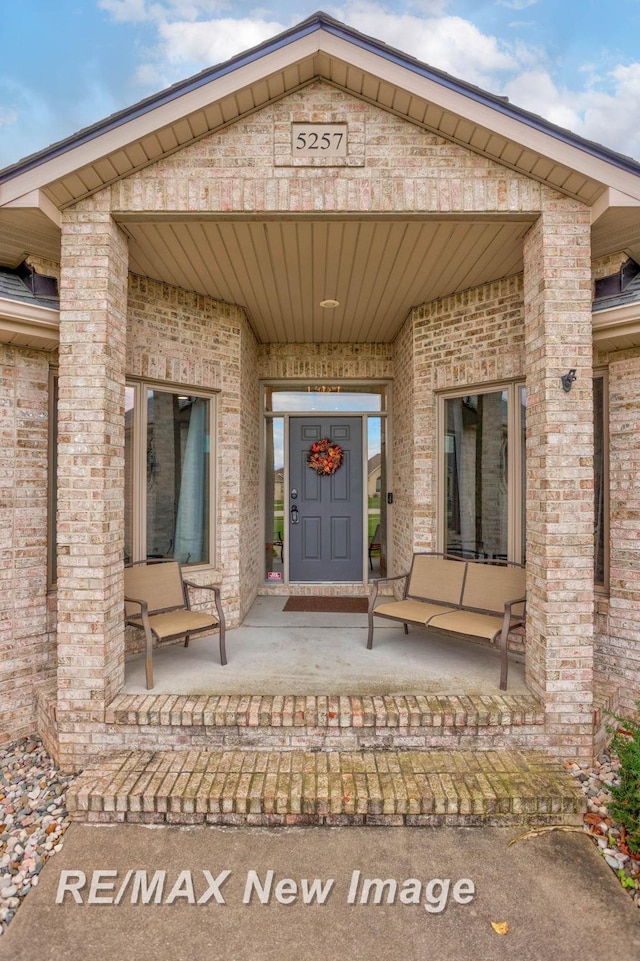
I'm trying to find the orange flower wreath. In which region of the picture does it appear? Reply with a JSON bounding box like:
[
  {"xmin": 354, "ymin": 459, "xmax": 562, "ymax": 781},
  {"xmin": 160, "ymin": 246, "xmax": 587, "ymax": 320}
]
[{"xmin": 307, "ymin": 438, "xmax": 344, "ymax": 476}]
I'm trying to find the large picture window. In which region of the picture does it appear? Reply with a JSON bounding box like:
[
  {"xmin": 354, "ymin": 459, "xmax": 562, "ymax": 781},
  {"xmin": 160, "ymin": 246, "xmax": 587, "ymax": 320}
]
[
  {"xmin": 125, "ymin": 383, "xmax": 214, "ymax": 567},
  {"xmin": 439, "ymin": 383, "xmax": 525, "ymax": 564}
]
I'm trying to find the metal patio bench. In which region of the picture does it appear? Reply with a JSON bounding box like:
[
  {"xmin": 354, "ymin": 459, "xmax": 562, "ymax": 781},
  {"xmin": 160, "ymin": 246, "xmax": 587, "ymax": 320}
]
[
  {"xmin": 124, "ymin": 558, "xmax": 227, "ymax": 690},
  {"xmin": 367, "ymin": 552, "xmax": 525, "ymax": 690}
]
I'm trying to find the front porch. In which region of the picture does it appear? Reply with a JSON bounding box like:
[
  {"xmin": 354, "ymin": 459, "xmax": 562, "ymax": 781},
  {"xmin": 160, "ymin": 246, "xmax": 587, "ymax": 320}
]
[{"xmin": 121, "ymin": 596, "xmax": 528, "ymax": 697}]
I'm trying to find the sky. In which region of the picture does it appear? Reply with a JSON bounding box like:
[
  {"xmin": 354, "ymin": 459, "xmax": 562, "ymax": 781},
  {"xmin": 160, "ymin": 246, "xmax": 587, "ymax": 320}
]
[{"xmin": 1, "ymin": 1, "xmax": 640, "ymax": 170}]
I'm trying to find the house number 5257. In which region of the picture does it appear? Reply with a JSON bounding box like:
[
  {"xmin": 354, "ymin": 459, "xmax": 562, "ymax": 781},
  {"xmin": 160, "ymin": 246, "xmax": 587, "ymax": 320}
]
[{"xmin": 292, "ymin": 124, "xmax": 348, "ymax": 157}]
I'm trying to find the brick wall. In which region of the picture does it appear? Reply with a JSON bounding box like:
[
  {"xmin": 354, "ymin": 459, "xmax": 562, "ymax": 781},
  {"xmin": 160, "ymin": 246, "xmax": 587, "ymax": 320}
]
[
  {"xmin": 258, "ymin": 343, "xmax": 393, "ymax": 380},
  {"xmin": 391, "ymin": 314, "xmax": 415, "ymax": 576},
  {"xmin": 112, "ymin": 81, "xmax": 546, "ymax": 217},
  {"xmin": 10, "ymin": 78, "xmax": 617, "ymax": 766},
  {"xmin": 396, "ymin": 274, "xmax": 525, "ymax": 562},
  {"xmin": 57, "ymin": 202, "xmax": 129, "ymax": 766},
  {"xmin": 594, "ymin": 346, "xmax": 640, "ymax": 711},
  {"xmin": 239, "ymin": 320, "xmax": 261, "ymax": 619},
  {"xmin": 126, "ymin": 273, "xmax": 252, "ymax": 627},
  {"xmin": 523, "ymin": 202, "xmax": 595, "ymax": 759},
  {"xmin": 0, "ymin": 345, "xmax": 55, "ymax": 745}
]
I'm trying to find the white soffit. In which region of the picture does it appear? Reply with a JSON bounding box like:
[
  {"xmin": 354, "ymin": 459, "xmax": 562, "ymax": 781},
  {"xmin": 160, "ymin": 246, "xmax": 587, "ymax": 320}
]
[{"xmin": 121, "ymin": 215, "xmax": 532, "ymax": 343}]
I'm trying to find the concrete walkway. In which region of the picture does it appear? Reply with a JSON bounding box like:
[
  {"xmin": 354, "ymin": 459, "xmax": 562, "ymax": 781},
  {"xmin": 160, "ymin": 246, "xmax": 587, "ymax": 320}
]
[
  {"xmin": 122, "ymin": 596, "xmax": 527, "ymax": 696},
  {"xmin": 1, "ymin": 823, "xmax": 638, "ymax": 961}
]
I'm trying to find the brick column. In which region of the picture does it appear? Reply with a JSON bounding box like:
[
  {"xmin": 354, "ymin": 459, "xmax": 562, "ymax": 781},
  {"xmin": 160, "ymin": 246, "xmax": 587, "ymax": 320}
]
[
  {"xmin": 57, "ymin": 201, "xmax": 128, "ymax": 746},
  {"xmin": 523, "ymin": 200, "xmax": 595, "ymax": 760}
]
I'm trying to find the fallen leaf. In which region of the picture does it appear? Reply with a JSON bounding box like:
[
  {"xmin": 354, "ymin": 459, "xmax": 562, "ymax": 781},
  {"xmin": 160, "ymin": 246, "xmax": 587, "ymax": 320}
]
[
  {"xmin": 584, "ymin": 813, "xmax": 605, "ymax": 826},
  {"xmin": 491, "ymin": 921, "xmax": 510, "ymax": 935}
]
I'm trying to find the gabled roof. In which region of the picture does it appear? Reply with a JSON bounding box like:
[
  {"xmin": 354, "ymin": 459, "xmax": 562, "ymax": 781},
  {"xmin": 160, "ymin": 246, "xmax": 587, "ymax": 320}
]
[
  {"xmin": 2, "ymin": 10, "xmax": 640, "ymax": 215},
  {"xmin": 2, "ymin": 10, "xmax": 640, "ymax": 348},
  {"xmin": 3, "ymin": 11, "xmax": 640, "ymax": 192},
  {"xmin": 0, "ymin": 262, "xmax": 59, "ymax": 310},
  {"xmin": 593, "ymin": 259, "xmax": 640, "ymax": 312}
]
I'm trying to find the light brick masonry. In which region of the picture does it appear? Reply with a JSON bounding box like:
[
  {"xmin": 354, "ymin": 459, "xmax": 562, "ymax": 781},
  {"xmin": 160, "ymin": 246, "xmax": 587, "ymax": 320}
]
[
  {"xmin": 66, "ymin": 746, "xmax": 585, "ymax": 827},
  {"xmin": 1, "ymin": 75, "xmax": 638, "ymax": 777}
]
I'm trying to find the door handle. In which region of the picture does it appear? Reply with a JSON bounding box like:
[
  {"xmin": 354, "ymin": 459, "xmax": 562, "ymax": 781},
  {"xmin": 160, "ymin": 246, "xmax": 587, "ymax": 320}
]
[{"xmin": 290, "ymin": 505, "xmax": 300, "ymax": 525}]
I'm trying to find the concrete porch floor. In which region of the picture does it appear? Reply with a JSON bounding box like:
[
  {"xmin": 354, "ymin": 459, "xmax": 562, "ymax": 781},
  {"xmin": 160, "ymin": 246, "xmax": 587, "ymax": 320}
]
[{"xmin": 122, "ymin": 596, "xmax": 528, "ymax": 696}]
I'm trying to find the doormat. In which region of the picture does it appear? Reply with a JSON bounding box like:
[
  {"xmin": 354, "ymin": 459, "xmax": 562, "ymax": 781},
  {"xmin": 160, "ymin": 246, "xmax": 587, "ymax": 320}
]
[{"xmin": 283, "ymin": 596, "xmax": 369, "ymax": 613}]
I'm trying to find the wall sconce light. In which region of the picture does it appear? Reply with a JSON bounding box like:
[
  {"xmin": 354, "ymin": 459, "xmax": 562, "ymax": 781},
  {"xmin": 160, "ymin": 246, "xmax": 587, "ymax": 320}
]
[{"xmin": 561, "ymin": 369, "xmax": 577, "ymax": 392}]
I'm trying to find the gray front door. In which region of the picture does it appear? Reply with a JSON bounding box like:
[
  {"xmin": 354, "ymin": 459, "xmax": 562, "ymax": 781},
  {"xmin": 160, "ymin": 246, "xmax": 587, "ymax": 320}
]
[{"xmin": 289, "ymin": 417, "xmax": 363, "ymax": 582}]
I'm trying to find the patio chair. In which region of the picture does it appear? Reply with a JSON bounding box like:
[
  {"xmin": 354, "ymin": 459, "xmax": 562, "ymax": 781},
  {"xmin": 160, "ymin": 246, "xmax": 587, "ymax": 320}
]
[
  {"xmin": 368, "ymin": 523, "xmax": 381, "ymax": 570},
  {"xmin": 124, "ymin": 558, "xmax": 226, "ymax": 690}
]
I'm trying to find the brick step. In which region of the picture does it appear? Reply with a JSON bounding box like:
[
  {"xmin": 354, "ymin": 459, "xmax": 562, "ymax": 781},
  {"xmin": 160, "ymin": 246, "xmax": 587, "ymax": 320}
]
[
  {"xmin": 66, "ymin": 748, "xmax": 585, "ymax": 828},
  {"xmin": 102, "ymin": 692, "xmax": 546, "ymax": 754}
]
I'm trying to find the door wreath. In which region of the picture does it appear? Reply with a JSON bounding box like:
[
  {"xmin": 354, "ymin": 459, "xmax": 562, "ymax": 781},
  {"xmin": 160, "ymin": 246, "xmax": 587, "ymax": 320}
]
[{"xmin": 307, "ymin": 438, "xmax": 344, "ymax": 475}]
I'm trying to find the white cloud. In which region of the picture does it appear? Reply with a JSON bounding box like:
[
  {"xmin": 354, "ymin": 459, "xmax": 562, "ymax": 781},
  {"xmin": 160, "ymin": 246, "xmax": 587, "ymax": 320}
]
[
  {"xmin": 332, "ymin": 3, "xmax": 517, "ymax": 88},
  {"xmin": 496, "ymin": 0, "xmax": 538, "ymax": 9},
  {"xmin": 97, "ymin": 0, "xmax": 640, "ymax": 160},
  {"xmin": 502, "ymin": 63, "xmax": 640, "ymax": 160},
  {"xmin": 155, "ymin": 16, "xmax": 288, "ymax": 66},
  {"xmin": 0, "ymin": 106, "xmax": 18, "ymax": 129}
]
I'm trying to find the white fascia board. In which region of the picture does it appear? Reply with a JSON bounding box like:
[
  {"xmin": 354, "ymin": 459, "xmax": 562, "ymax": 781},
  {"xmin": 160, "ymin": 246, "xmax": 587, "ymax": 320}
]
[
  {"xmin": 590, "ymin": 188, "xmax": 640, "ymax": 225},
  {"xmin": 0, "ymin": 296, "xmax": 60, "ymax": 332},
  {"xmin": 3, "ymin": 189, "xmax": 62, "ymax": 226},
  {"xmin": 592, "ymin": 301, "xmax": 640, "ymax": 342}
]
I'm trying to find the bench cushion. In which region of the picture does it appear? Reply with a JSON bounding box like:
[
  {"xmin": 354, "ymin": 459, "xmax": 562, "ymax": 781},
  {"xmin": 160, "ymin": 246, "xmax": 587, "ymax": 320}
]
[
  {"xmin": 427, "ymin": 609, "xmax": 511, "ymax": 641},
  {"xmin": 127, "ymin": 610, "xmax": 219, "ymax": 640},
  {"xmin": 461, "ymin": 563, "xmax": 525, "ymax": 615},
  {"xmin": 407, "ymin": 554, "xmax": 466, "ymax": 605},
  {"xmin": 372, "ymin": 599, "xmax": 457, "ymax": 625}
]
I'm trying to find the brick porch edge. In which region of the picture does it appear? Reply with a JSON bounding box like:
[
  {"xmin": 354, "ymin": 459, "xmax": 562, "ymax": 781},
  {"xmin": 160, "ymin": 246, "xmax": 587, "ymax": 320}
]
[{"xmin": 66, "ymin": 748, "xmax": 585, "ymax": 828}]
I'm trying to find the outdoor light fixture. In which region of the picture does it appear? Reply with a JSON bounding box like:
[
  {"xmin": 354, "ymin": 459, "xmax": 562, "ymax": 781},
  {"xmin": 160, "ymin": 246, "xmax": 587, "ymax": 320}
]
[
  {"xmin": 319, "ymin": 299, "xmax": 340, "ymax": 308},
  {"xmin": 561, "ymin": 369, "xmax": 577, "ymax": 392}
]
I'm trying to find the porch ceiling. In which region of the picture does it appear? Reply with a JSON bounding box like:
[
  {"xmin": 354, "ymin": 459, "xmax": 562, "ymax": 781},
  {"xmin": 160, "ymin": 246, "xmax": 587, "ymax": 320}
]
[{"xmin": 120, "ymin": 214, "xmax": 533, "ymax": 343}]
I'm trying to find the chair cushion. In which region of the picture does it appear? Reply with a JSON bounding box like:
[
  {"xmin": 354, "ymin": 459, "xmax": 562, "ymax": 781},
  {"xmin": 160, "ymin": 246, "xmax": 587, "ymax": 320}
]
[
  {"xmin": 373, "ymin": 599, "xmax": 458, "ymax": 624},
  {"xmin": 128, "ymin": 610, "xmax": 218, "ymax": 640},
  {"xmin": 426, "ymin": 609, "xmax": 514, "ymax": 641}
]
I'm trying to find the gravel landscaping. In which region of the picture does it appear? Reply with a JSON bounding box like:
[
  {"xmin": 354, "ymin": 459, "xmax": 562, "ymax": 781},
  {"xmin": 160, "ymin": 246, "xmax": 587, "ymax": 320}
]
[
  {"xmin": 0, "ymin": 735, "xmax": 638, "ymax": 935},
  {"xmin": 1, "ymin": 737, "xmax": 74, "ymax": 934}
]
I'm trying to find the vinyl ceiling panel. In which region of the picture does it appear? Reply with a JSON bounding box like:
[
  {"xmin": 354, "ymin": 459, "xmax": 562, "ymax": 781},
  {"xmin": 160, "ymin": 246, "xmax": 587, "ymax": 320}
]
[{"xmin": 124, "ymin": 217, "xmax": 531, "ymax": 343}]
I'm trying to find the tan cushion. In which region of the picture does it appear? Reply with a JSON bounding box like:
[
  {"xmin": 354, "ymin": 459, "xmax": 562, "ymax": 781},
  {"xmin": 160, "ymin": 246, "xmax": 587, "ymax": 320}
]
[
  {"xmin": 373, "ymin": 599, "xmax": 458, "ymax": 624},
  {"xmin": 406, "ymin": 555, "xmax": 466, "ymax": 606},
  {"xmin": 124, "ymin": 561, "xmax": 185, "ymax": 616},
  {"xmin": 128, "ymin": 610, "xmax": 218, "ymax": 640},
  {"xmin": 427, "ymin": 609, "xmax": 516, "ymax": 641},
  {"xmin": 461, "ymin": 563, "xmax": 525, "ymax": 614}
]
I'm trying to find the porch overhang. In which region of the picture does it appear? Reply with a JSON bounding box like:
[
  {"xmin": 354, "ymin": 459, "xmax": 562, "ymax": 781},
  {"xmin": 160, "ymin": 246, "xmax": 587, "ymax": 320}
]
[{"xmin": 2, "ymin": 12, "xmax": 640, "ymax": 344}]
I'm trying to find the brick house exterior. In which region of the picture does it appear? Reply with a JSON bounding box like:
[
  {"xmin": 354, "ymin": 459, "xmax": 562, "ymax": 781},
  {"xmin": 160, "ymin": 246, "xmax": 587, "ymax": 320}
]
[{"xmin": 1, "ymin": 14, "xmax": 640, "ymax": 771}]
